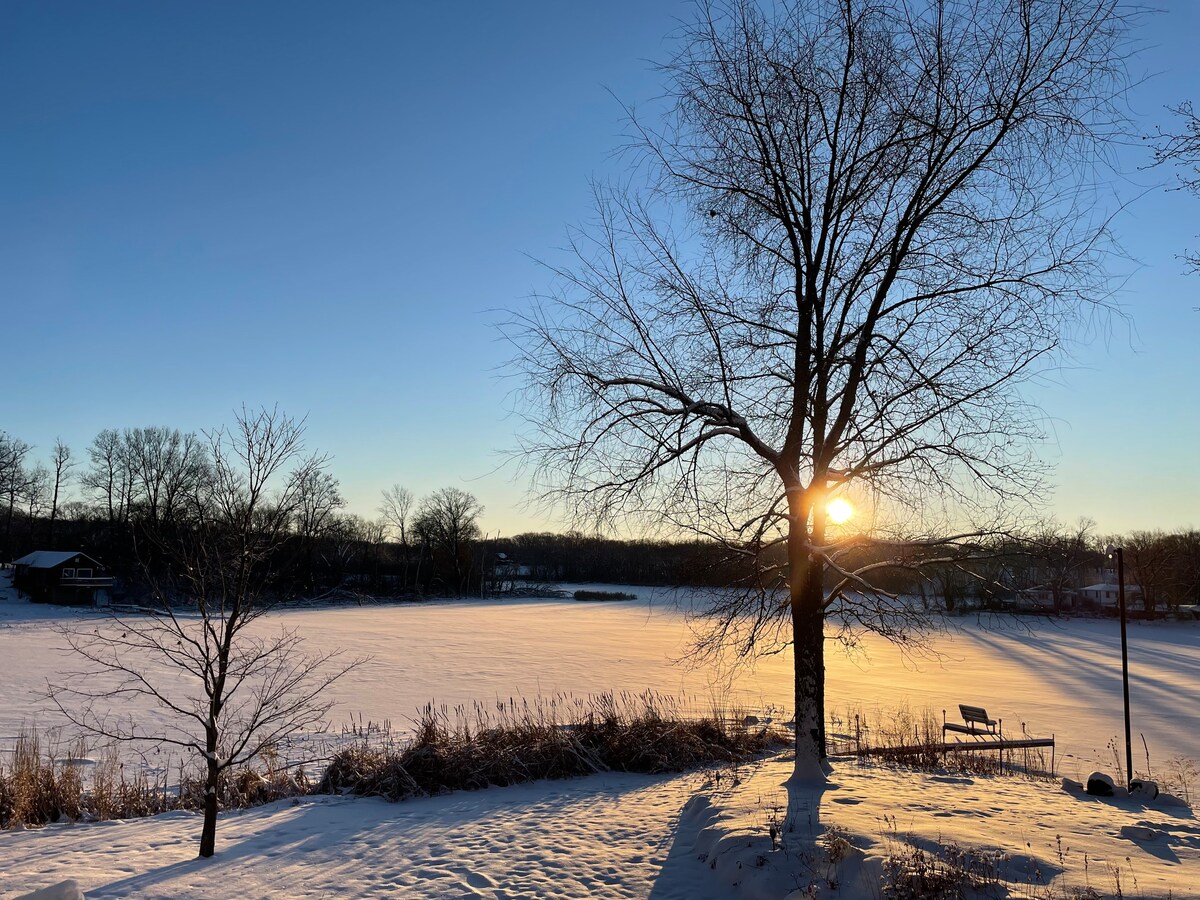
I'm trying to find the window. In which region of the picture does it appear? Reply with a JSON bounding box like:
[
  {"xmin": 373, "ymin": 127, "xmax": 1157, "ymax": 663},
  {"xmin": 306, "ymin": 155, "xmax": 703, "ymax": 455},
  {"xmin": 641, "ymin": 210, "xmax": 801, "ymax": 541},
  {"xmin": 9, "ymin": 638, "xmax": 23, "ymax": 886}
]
[
  {"xmin": 76, "ymin": 568, "xmax": 92, "ymax": 579},
  {"xmin": 62, "ymin": 568, "xmax": 75, "ymax": 579}
]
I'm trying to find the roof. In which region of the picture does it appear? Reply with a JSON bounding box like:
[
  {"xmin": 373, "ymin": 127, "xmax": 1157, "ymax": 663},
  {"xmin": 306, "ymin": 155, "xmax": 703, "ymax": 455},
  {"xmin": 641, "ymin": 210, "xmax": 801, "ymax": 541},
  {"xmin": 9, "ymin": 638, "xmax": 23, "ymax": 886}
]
[
  {"xmin": 11, "ymin": 550, "xmax": 101, "ymax": 569},
  {"xmin": 1079, "ymin": 582, "xmax": 1141, "ymax": 593}
]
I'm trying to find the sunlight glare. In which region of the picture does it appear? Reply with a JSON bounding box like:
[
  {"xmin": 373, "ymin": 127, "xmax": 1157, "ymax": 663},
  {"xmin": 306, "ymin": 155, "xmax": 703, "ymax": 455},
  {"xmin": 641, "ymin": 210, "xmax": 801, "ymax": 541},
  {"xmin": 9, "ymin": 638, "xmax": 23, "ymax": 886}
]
[{"xmin": 827, "ymin": 497, "xmax": 854, "ymax": 525}]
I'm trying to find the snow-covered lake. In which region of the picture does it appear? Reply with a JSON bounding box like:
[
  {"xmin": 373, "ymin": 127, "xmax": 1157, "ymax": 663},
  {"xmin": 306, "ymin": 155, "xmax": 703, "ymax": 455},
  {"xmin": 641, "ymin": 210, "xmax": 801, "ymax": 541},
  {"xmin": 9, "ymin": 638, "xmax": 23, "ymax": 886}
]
[
  {"xmin": 3, "ymin": 582, "xmax": 1197, "ymax": 773},
  {"xmin": 3, "ymin": 581, "xmax": 1199, "ymax": 900}
]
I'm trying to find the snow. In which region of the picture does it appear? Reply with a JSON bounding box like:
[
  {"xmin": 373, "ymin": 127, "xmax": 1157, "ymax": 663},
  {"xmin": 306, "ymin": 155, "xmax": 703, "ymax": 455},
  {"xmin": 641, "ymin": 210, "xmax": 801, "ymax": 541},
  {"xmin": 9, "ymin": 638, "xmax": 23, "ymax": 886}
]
[
  {"xmin": 680, "ymin": 755, "xmax": 1200, "ymax": 899},
  {"xmin": 0, "ymin": 772, "xmax": 728, "ymax": 899},
  {"xmin": 2, "ymin": 573, "xmax": 1198, "ymax": 898}
]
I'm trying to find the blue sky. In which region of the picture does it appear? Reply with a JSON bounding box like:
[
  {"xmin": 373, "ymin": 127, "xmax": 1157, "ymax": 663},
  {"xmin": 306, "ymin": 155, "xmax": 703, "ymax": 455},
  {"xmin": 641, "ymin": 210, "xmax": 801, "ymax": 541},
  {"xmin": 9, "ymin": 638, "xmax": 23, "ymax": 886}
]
[{"xmin": 2, "ymin": 1, "xmax": 1197, "ymax": 537}]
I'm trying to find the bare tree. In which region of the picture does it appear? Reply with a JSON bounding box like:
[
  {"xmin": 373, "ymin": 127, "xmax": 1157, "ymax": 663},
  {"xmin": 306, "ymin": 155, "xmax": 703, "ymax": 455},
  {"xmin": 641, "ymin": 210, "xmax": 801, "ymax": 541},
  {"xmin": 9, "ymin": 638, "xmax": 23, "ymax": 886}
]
[
  {"xmin": 52, "ymin": 407, "xmax": 359, "ymax": 858},
  {"xmin": 81, "ymin": 428, "xmax": 134, "ymax": 525},
  {"xmin": 1153, "ymin": 101, "xmax": 1200, "ymax": 277},
  {"xmin": 413, "ymin": 487, "xmax": 483, "ymax": 594},
  {"xmin": 48, "ymin": 438, "xmax": 74, "ymax": 546},
  {"xmin": 1121, "ymin": 530, "xmax": 1177, "ymax": 617},
  {"xmin": 510, "ymin": 0, "xmax": 1137, "ymax": 779},
  {"xmin": 0, "ymin": 432, "xmax": 32, "ymax": 554},
  {"xmin": 292, "ymin": 459, "xmax": 345, "ymax": 592},
  {"xmin": 123, "ymin": 426, "xmax": 209, "ymax": 528},
  {"xmin": 1030, "ymin": 518, "xmax": 1095, "ymax": 613},
  {"xmin": 379, "ymin": 484, "xmax": 414, "ymax": 588},
  {"xmin": 23, "ymin": 463, "xmax": 51, "ymax": 532}
]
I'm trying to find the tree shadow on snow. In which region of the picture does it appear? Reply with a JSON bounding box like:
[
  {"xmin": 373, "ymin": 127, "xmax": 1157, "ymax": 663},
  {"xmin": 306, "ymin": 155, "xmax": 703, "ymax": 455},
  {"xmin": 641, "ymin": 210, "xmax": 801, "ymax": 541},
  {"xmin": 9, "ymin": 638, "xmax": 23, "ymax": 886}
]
[{"xmin": 648, "ymin": 770, "xmax": 840, "ymax": 899}]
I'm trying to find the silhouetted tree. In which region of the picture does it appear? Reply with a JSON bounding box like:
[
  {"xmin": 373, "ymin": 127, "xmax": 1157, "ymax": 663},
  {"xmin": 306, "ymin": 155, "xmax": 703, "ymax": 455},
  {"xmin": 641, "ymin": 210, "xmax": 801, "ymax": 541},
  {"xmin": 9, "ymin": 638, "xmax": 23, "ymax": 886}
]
[
  {"xmin": 47, "ymin": 438, "xmax": 74, "ymax": 547},
  {"xmin": 1121, "ymin": 530, "xmax": 1177, "ymax": 617},
  {"xmin": 379, "ymin": 484, "xmax": 414, "ymax": 588},
  {"xmin": 511, "ymin": 0, "xmax": 1138, "ymax": 779},
  {"xmin": 81, "ymin": 428, "xmax": 134, "ymax": 526},
  {"xmin": 0, "ymin": 433, "xmax": 32, "ymax": 555},
  {"xmin": 1030, "ymin": 518, "xmax": 1095, "ymax": 612},
  {"xmin": 414, "ymin": 487, "xmax": 483, "ymax": 594}
]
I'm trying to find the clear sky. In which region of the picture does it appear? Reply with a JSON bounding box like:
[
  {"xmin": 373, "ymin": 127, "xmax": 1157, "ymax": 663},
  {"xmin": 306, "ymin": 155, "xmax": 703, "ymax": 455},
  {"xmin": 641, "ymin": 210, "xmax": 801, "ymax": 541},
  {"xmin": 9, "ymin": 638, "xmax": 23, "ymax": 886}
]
[{"xmin": 2, "ymin": 1, "xmax": 1197, "ymax": 538}]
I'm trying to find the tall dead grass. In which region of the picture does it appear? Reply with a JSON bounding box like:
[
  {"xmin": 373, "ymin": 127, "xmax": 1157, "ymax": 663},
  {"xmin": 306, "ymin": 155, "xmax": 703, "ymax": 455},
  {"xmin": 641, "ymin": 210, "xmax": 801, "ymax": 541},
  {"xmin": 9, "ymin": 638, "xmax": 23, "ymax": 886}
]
[
  {"xmin": 0, "ymin": 730, "xmax": 83, "ymax": 828},
  {"xmin": 318, "ymin": 691, "xmax": 786, "ymax": 801},
  {"xmin": 0, "ymin": 728, "xmax": 310, "ymax": 829}
]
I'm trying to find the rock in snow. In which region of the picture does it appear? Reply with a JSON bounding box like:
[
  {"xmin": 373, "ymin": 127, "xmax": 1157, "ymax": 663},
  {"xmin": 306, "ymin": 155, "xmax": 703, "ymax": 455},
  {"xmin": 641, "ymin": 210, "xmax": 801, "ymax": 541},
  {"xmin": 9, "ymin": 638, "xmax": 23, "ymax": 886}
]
[
  {"xmin": 1129, "ymin": 778, "xmax": 1160, "ymax": 800},
  {"xmin": 1086, "ymin": 771, "xmax": 1115, "ymax": 796},
  {"xmin": 14, "ymin": 880, "xmax": 85, "ymax": 900}
]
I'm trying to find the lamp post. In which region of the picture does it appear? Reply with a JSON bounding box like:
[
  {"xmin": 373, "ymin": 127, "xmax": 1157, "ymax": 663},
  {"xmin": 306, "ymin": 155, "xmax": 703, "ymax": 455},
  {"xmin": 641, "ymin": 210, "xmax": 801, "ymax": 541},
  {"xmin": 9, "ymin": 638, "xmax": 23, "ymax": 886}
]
[{"xmin": 1106, "ymin": 545, "xmax": 1133, "ymax": 788}]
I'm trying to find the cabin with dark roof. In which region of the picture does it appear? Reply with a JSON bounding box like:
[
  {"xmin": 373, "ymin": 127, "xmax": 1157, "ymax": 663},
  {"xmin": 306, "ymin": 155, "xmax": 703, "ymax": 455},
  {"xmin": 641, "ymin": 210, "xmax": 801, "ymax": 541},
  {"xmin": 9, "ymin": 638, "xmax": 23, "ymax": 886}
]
[{"xmin": 11, "ymin": 551, "xmax": 113, "ymax": 606}]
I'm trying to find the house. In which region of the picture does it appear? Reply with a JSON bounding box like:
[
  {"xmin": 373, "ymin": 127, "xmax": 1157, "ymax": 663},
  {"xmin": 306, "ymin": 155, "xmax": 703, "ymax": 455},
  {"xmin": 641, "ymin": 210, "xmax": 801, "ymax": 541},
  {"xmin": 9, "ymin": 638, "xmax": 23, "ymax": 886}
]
[
  {"xmin": 1017, "ymin": 585, "xmax": 1078, "ymax": 610},
  {"xmin": 11, "ymin": 551, "xmax": 113, "ymax": 606},
  {"xmin": 1077, "ymin": 582, "xmax": 1142, "ymax": 610},
  {"xmin": 493, "ymin": 552, "xmax": 532, "ymax": 580}
]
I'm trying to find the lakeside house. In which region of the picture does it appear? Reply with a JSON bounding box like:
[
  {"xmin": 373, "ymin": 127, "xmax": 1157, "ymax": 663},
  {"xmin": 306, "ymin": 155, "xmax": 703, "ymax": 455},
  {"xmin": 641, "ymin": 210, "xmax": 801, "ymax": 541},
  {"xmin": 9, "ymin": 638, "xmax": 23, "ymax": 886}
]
[
  {"xmin": 1077, "ymin": 581, "xmax": 1143, "ymax": 610},
  {"xmin": 10, "ymin": 550, "xmax": 113, "ymax": 606}
]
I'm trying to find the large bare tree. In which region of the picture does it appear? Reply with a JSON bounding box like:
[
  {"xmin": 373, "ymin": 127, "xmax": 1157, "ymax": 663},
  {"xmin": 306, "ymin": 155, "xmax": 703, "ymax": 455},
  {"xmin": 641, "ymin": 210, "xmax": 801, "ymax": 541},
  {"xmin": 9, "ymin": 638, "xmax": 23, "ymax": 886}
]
[
  {"xmin": 511, "ymin": 0, "xmax": 1137, "ymax": 780},
  {"xmin": 53, "ymin": 408, "xmax": 358, "ymax": 858}
]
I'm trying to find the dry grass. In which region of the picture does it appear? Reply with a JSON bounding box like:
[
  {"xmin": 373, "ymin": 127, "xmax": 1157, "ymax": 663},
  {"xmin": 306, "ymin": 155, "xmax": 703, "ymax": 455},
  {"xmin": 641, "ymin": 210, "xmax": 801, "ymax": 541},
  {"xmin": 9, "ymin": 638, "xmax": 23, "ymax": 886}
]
[
  {"xmin": 0, "ymin": 727, "xmax": 311, "ymax": 829},
  {"xmin": 0, "ymin": 730, "xmax": 83, "ymax": 828},
  {"xmin": 318, "ymin": 691, "xmax": 786, "ymax": 801},
  {"xmin": 2, "ymin": 693, "xmax": 782, "ymax": 827}
]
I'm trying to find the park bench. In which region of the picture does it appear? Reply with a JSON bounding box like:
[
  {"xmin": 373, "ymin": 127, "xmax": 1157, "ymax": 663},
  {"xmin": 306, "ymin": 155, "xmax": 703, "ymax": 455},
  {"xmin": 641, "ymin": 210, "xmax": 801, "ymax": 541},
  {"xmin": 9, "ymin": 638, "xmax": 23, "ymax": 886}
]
[
  {"xmin": 943, "ymin": 704, "xmax": 999, "ymax": 738},
  {"xmin": 939, "ymin": 703, "xmax": 1055, "ymax": 773}
]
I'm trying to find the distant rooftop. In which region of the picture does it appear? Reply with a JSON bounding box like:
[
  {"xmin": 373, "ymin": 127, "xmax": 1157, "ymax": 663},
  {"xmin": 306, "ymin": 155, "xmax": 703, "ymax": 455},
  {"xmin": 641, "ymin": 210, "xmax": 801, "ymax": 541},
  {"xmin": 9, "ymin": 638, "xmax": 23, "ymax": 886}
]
[{"xmin": 11, "ymin": 551, "xmax": 99, "ymax": 569}]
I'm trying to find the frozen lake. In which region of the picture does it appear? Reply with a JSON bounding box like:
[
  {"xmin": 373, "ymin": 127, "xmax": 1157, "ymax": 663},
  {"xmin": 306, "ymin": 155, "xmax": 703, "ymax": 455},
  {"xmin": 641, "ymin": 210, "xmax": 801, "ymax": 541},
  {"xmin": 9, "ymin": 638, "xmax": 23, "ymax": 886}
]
[{"xmin": 2, "ymin": 583, "xmax": 1197, "ymax": 776}]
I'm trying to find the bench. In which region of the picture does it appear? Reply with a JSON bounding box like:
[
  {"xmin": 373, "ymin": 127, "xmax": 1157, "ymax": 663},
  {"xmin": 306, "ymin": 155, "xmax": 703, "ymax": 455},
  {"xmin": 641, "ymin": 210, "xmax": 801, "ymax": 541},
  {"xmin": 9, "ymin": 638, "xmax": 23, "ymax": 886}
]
[{"xmin": 943, "ymin": 704, "xmax": 999, "ymax": 738}]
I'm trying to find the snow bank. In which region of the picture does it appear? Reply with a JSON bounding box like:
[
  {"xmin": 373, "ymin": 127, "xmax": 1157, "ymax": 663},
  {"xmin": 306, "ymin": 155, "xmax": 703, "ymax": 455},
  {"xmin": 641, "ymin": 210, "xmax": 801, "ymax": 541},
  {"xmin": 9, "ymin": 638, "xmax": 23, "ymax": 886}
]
[{"xmin": 13, "ymin": 881, "xmax": 84, "ymax": 900}]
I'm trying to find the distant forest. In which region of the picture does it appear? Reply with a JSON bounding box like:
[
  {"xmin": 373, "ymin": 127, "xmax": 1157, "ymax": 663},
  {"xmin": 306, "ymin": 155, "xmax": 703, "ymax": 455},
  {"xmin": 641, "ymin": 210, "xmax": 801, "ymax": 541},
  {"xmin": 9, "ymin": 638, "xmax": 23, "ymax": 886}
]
[{"xmin": 2, "ymin": 425, "xmax": 1198, "ymax": 614}]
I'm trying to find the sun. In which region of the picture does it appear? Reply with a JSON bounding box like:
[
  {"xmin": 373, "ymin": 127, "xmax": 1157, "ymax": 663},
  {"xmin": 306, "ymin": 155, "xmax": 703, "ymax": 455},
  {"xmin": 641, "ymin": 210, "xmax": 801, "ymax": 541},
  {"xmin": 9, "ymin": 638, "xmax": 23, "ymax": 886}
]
[{"xmin": 826, "ymin": 497, "xmax": 854, "ymax": 525}]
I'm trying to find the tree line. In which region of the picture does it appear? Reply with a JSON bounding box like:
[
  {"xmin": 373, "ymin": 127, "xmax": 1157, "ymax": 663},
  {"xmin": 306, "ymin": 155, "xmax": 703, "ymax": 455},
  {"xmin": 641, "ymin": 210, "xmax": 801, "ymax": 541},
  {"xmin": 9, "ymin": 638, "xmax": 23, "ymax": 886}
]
[
  {"xmin": 3, "ymin": 425, "xmax": 1197, "ymax": 612},
  {"xmin": 0, "ymin": 420, "xmax": 489, "ymax": 599}
]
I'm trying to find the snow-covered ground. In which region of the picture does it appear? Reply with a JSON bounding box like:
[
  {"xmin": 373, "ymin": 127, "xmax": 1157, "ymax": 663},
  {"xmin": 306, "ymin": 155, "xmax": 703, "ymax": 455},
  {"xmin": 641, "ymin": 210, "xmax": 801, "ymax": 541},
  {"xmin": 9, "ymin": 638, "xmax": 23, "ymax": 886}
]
[{"xmin": 2, "ymin": 576, "xmax": 1198, "ymax": 898}]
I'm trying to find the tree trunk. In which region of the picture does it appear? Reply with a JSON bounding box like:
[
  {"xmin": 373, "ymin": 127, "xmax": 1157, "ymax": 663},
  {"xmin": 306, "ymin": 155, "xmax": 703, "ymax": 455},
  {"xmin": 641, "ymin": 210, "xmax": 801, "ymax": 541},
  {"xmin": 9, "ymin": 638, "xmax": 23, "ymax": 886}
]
[
  {"xmin": 199, "ymin": 759, "xmax": 219, "ymax": 858},
  {"xmin": 788, "ymin": 496, "xmax": 827, "ymax": 783}
]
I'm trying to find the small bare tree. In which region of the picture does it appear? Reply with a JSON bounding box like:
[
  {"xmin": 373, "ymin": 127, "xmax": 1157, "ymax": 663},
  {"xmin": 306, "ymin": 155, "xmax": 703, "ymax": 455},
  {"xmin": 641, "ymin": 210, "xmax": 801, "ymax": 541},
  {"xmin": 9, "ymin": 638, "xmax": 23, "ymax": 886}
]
[
  {"xmin": 1120, "ymin": 530, "xmax": 1177, "ymax": 617},
  {"xmin": 511, "ymin": 0, "xmax": 1138, "ymax": 780},
  {"xmin": 52, "ymin": 407, "xmax": 359, "ymax": 858}
]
